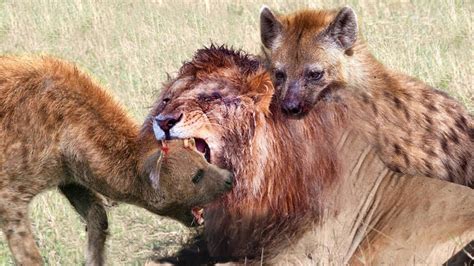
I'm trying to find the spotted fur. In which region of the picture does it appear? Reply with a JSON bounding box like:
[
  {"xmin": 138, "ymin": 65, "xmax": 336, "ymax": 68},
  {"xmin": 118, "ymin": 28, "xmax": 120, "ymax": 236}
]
[
  {"xmin": 260, "ymin": 6, "xmax": 473, "ymax": 187},
  {"xmin": 150, "ymin": 46, "xmax": 474, "ymax": 264},
  {"xmin": 0, "ymin": 56, "xmax": 232, "ymax": 265}
]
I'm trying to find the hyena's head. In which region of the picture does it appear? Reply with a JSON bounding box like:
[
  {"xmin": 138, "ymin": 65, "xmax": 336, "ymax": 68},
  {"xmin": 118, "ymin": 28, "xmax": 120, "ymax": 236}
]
[{"xmin": 260, "ymin": 6, "xmax": 358, "ymax": 118}]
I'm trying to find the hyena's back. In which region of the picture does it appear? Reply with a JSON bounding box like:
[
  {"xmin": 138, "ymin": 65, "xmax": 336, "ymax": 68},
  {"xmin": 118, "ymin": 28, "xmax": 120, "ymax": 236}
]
[
  {"xmin": 0, "ymin": 56, "xmax": 137, "ymax": 184},
  {"xmin": 0, "ymin": 56, "xmax": 138, "ymax": 265}
]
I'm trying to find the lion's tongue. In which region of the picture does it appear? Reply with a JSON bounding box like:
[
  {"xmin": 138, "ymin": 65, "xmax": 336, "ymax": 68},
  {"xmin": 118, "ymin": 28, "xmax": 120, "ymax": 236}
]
[{"xmin": 192, "ymin": 207, "xmax": 204, "ymax": 225}]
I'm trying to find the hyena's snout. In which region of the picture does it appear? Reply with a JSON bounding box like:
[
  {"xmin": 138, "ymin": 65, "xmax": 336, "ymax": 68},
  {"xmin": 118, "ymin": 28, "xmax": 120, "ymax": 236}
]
[
  {"xmin": 281, "ymin": 81, "xmax": 307, "ymax": 117},
  {"xmin": 206, "ymin": 166, "xmax": 234, "ymax": 191}
]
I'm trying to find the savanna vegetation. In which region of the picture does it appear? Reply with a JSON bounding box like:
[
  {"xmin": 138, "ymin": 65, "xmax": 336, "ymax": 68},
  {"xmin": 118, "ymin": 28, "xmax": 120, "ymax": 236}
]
[{"xmin": 0, "ymin": 0, "xmax": 472, "ymax": 264}]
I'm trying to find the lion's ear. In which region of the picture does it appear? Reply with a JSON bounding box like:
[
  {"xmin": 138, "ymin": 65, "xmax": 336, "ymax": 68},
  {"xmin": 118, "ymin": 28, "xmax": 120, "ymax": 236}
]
[
  {"xmin": 247, "ymin": 71, "xmax": 273, "ymax": 115},
  {"xmin": 260, "ymin": 6, "xmax": 283, "ymax": 50}
]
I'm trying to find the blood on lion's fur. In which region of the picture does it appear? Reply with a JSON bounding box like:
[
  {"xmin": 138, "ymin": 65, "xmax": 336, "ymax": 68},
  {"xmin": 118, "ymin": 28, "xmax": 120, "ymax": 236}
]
[
  {"xmin": 150, "ymin": 46, "xmax": 474, "ymax": 264},
  {"xmin": 147, "ymin": 45, "xmax": 343, "ymax": 261}
]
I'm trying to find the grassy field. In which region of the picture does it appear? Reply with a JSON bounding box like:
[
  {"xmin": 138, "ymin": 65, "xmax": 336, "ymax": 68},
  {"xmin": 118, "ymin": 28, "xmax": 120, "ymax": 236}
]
[{"xmin": 0, "ymin": 0, "xmax": 472, "ymax": 264}]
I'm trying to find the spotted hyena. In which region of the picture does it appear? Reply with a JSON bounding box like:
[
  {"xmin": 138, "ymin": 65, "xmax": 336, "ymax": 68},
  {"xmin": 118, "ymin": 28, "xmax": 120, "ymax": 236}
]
[
  {"xmin": 0, "ymin": 56, "xmax": 232, "ymax": 265},
  {"xmin": 260, "ymin": 6, "xmax": 473, "ymax": 187}
]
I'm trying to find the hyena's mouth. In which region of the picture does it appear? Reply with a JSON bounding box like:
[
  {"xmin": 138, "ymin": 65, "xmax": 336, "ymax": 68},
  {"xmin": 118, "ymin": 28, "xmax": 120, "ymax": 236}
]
[{"xmin": 191, "ymin": 207, "xmax": 205, "ymax": 225}]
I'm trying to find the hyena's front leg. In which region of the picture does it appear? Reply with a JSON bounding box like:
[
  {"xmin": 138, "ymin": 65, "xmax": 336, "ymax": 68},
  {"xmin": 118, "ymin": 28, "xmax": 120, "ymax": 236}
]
[
  {"xmin": 59, "ymin": 184, "xmax": 108, "ymax": 266},
  {"xmin": 0, "ymin": 197, "xmax": 43, "ymax": 265}
]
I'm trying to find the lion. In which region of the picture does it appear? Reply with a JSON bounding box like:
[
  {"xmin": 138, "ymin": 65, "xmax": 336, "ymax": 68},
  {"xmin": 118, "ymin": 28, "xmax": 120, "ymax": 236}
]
[
  {"xmin": 147, "ymin": 45, "xmax": 474, "ymax": 264},
  {"xmin": 0, "ymin": 55, "xmax": 233, "ymax": 265}
]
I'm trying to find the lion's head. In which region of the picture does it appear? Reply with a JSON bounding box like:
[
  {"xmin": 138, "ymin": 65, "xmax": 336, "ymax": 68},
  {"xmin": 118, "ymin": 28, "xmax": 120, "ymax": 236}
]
[
  {"xmin": 148, "ymin": 45, "xmax": 273, "ymax": 173},
  {"xmin": 144, "ymin": 45, "xmax": 340, "ymax": 260}
]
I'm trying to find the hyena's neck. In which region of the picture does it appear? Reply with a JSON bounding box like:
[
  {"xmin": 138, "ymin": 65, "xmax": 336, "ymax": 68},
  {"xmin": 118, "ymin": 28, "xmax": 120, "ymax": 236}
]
[
  {"xmin": 338, "ymin": 47, "xmax": 473, "ymax": 186},
  {"xmin": 67, "ymin": 119, "xmax": 159, "ymax": 206},
  {"xmin": 343, "ymin": 49, "xmax": 395, "ymax": 100},
  {"xmin": 341, "ymin": 46, "xmax": 436, "ymax": 131}
]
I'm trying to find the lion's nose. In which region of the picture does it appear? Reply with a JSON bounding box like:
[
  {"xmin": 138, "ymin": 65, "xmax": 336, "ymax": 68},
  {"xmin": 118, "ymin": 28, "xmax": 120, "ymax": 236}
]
[{"xmin": 155, "ymin": 113, "xmax": 183, "ymax": 132}]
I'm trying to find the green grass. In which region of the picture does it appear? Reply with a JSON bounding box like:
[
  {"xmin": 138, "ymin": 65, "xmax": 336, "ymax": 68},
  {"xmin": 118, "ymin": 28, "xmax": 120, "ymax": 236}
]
[{"xmin": 0, "ymin": 0, "xmax": 472, "ymax": 265}]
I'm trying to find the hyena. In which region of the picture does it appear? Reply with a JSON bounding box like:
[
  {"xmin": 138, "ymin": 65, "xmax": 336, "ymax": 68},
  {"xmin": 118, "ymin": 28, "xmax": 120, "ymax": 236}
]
[
  {"xmin": 0, "ymin": 56, "xmax": 233, "ymax": 265},
  {"xmin": 259, "ymin": 6, "xmax": 473, "ymax": 187}
]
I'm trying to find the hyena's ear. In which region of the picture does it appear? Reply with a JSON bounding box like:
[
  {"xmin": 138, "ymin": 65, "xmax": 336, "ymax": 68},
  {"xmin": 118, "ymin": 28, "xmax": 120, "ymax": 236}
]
[
  {"xmin": 260, "ymin": 6, "xmax": 283, "ymax": 50},
  {"xmin": 323, "ymin": 7, "xmax": 358, "ymax": 50},
  {"xmin": 151, "ymin": 152, "xmax": 163, "ymax": 190},
  {"xmin": 143, "ymin": 150, "xmax": 163, "ymax": 190},
  {"xmin": 247, "ymin": 70, "xmax": 274, "ymax": 116}
]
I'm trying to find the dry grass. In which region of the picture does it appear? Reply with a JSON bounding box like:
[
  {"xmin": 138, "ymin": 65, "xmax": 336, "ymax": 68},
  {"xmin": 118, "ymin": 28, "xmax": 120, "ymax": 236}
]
[{"xmin": 0, "ymin": 0, "xmax": 472, "ymax": 264}]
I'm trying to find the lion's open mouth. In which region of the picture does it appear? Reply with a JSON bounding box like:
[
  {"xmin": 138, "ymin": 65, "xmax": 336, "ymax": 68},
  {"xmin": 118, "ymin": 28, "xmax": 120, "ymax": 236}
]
[{"xmin": 195, "ymin": 138, "xmax": 211, "ymax": 162}]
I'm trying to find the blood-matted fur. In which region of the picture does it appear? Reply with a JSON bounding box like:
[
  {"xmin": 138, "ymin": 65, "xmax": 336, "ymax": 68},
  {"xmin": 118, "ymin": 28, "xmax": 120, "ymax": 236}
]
[
  {"xmin": 151, "ymin": 46, "xmax": 473, "ymax": 264},
  {"xmin": 149, "ymin": 45, "xmax": 342, "ymax": 260}
]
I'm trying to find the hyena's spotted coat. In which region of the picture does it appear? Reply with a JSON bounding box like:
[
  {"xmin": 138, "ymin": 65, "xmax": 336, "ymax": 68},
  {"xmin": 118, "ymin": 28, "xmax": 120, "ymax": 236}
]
[
  {"xmin": 260, "ymin": 6, "xmax": 473, "ymax": 187},
  {"xmin": 0, "ymin": 56, "xmax": 232, "ymax": 265}
]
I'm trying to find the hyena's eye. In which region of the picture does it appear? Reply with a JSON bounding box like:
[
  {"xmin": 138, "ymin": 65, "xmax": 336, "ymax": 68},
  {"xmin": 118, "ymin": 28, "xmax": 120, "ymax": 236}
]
[
  {"xmin": 306, "ymin": 70, "xmax": 324, "ymax": 82},
  {"xmin": 274, "ymin": 69, "xmax": 286, "ymax": 84},
  {"xmin": 192, "ymin": 169, "xmax": 205, "ymax": 184}
]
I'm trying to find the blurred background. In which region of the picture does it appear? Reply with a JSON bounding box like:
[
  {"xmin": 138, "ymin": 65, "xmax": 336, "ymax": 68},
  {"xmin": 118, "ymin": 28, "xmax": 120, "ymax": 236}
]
[{"xmin": 0, "ymin": 0, "xmax": 472, "ymax": 264}]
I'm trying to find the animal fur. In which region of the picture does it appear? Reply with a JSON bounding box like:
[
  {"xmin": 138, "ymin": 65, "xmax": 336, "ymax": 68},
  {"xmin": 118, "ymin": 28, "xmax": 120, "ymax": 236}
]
[
  {"xmin": 0, "ymin": 56, "xmax": 232, "ymax": 265},
  {"xmin": 260, "ymin": 6, "xmax": 474, "ymax": 187},
  {"xmin": 149, "ymin": 45, "xmax": 474, "ymax": 264}
]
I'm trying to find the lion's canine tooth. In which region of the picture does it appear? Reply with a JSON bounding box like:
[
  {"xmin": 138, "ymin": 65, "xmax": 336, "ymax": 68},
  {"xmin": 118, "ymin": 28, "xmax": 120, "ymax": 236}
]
[{"xmin": 184, "ymin": 138, "xmax": 196, "ymax": 150}]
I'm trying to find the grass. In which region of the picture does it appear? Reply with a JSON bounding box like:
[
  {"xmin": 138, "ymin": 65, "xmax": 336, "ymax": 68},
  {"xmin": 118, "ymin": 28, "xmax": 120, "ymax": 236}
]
[{"xmin": 0, "ymin": 0, "xmax": 472, "ymax": 264}]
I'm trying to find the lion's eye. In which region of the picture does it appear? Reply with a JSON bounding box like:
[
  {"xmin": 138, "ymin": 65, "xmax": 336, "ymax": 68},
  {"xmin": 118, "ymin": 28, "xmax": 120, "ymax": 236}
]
[
  {"xmin": 211, "ymin": 92, "xmax": 221, "ymax": 100},
  {"xmin": 198, "ymin": 92, "xmax": 221, "ymax": 102},
  {"xmin": 306, "ymin": 70, "xmax": 324, "ymax": 81}
]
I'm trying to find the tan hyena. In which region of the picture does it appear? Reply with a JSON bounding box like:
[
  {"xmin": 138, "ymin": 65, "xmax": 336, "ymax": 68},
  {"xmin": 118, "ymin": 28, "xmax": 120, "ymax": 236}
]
[
  {"xmin": 0, "ymin": 56, "xmax": 233, "ymax": 265},
  {"xmin": 260, "ymin": 6, "xmax": 473, "ymax": 187}
]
